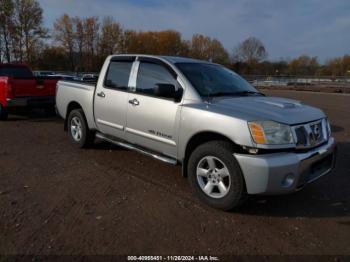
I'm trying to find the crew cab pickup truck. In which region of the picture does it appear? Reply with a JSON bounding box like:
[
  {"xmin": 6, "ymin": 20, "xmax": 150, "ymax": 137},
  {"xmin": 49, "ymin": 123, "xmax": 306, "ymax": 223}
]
[
  {"xmin": 0, "ymin": 64, "xmax": 60, "ymax": 120},
  {"xmin": 56, "ymin": 55, "xmax": 336, "ymax": 210}
]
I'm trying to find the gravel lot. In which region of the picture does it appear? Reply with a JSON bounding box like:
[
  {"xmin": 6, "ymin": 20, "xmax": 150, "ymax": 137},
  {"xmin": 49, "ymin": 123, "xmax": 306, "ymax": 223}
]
[{"xmin": 0, "ymin": 90, "xmax": 349, "ymax": 256}]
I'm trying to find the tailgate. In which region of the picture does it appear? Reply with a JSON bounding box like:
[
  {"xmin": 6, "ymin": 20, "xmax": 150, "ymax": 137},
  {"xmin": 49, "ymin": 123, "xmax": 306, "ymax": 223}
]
[{"xmin": 11, "ymin": 78, "xmax": 59, "ymax": 97}]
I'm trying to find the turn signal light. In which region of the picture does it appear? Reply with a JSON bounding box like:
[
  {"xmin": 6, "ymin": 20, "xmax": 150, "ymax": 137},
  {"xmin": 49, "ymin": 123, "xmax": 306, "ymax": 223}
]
[{"xmin": 248, "ymin": 122, "xmax": 267, "ymax": 144}]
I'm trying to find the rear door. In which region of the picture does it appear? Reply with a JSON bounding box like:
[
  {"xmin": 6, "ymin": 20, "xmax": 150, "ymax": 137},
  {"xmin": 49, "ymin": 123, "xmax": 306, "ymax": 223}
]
[
  {"xmin": 125, "ymin": 58, "xmax": 183, "ymax": 158},
  {"xmin": 94, "ymin": 56, "xmax": 135, "ymax": 140}
]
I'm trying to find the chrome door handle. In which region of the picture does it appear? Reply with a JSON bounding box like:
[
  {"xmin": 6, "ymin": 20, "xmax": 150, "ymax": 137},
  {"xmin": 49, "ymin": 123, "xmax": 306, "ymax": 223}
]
[
  {"xmin": 97, "ymin": 91, "xmax": 105, "ymax": 98},
  {"xmin": 129, "ymin": 98, "xmax": 140, "ymax": 106}
]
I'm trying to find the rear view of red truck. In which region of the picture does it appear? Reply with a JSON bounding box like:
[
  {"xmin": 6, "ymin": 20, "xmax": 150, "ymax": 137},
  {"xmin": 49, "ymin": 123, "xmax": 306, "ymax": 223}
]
[{"xmin": 0, "ymin": 64, "xmax": 60, "ymax": 120}]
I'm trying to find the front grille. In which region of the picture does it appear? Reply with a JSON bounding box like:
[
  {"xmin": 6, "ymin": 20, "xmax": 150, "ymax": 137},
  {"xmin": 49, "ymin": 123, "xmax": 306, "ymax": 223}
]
[
  {"xmin": 294, "ymin": 126, "xmax": 307, "ymax": 146},
  {"xmin": 292, "ymin": 119, "xmax": 328, "ymax": 149}
]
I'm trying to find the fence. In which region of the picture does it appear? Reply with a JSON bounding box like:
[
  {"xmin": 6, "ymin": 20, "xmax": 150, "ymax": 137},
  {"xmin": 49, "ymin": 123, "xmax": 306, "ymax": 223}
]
[{"xmin": 243, "ymin": 75, "xmax": 350, "ymax": 93}]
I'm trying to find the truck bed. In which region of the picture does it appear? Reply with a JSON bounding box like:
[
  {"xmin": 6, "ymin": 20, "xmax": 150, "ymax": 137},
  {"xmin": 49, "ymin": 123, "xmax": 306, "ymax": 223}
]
[{"xmin": 55, "ymin": 80, "xmax": 97, "ymax": 129}]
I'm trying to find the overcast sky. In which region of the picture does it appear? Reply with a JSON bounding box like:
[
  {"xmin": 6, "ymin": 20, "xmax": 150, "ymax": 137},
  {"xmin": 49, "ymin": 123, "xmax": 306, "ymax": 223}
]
[{"xmin": 38, "ymin": 0, "xmax": 349, "ymax": 63}]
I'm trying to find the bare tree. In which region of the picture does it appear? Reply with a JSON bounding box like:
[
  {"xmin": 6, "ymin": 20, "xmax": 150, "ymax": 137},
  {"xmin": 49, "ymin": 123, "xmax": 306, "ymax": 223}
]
[
  {"xmin": 53, "ymin": 14, "xmax": 76, "ymax": 70},
  {"xmin": 83, "ymin": 16, "xmax": 99, "ymax": 71},
  {"xmin": 233, "ymin": 37, "xmax": 267, "ymax": 63},
  {"xmin": 99, "ymin": 16, "xmax": 122, "ymax": 57},
  {"xmin": 119, "ymin": 30, "xmax": 138, "ymax": 53},
  {"xmin": 323, "ymin": 55, "xmax": 350, "ymax": 76},
  {"xmin": 288, "ymin": 55, "xmax": 319, "ymax": 75},
  {"xmin": 10, "ymin": 0, "xmax": 47, "ymax": 63},
  {"xmin": 156, "ymin": 30, "xmax": 188, "ymax": 56},
  {"xmin": 189, "ymin": 34, "xmax": 229, "ymax": 64},
  {"xmin": 190, "ymin": 34, "xmax": 211, "ymax": 60},
  {"xmin": 73, "ymin": 17, "xmax": 85, "ymax": 70},
  {"xmin": 0, "ymin": 0, "xmax": 14, "ymax": 62}
]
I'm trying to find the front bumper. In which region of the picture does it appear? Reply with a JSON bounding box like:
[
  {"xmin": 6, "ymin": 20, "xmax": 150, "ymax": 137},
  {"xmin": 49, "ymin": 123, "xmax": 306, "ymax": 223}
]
[{"xmin": 234, "ymin": 137, "xmax": 337, "ymax": 195}]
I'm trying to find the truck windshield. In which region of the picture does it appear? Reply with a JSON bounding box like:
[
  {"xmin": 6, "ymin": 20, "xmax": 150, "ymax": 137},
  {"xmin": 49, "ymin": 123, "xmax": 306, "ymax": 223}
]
[
  {"xmin": 176, "ymin": 62, "xmax": 260, "ymax": 97},
  {"xmin": 0, "ymin": 66, "xmax": 33, "ymax": 78}
]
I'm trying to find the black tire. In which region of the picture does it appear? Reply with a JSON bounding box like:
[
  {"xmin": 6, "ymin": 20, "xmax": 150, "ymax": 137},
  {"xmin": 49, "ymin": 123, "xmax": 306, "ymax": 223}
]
[
  {"xmin": 0, "ymin": 104, "xmax": 8, "ymax": 120},
  {"xmin": 67, "ymin": 109, "xmax": 95, "ymax": 148},
  {"xmin": 187, "ymin": 140, "xmax": 246, "ymax": 211}
]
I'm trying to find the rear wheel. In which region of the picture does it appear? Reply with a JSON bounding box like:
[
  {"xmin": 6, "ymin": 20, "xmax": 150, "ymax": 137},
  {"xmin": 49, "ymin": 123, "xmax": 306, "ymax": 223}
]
[
  {"xmin": 187, "ymin": 140, "xmax": 246, "ymax": 211},
  {"xmin": 0, "ymin": 104, "xmax": 8, "ymax": 120},
  {"xmin": 67, "ymin": 109, "xmax": 95, "ymax": 148}
]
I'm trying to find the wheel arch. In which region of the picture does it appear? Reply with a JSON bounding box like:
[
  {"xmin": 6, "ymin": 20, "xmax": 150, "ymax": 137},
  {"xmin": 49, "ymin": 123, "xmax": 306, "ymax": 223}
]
[
  {"xmin": 181, "ymin": 131, "xmax": 244, "ymax": 177},
  {"xmin": 64, "ymin": 101, "xmax": 84, "ymax": 131}
]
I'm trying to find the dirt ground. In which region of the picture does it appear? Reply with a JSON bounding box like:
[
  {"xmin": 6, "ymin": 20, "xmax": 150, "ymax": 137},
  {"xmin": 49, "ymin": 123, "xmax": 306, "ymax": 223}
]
[{"xmin": 0, "ymin": 90, "xmax": 349, "ymax": 256}]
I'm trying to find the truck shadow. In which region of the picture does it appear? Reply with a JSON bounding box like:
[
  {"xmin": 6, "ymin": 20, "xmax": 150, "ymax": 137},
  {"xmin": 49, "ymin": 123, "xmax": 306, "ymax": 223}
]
[
  {"xmin": 92, "ymin": 140, "xmax": 125, "ymax": 151},
  {"xmin": 6, "ymin": 108, "xmax": 60, "ymax": 122},
  {"xmin": 236, "ymin": 141, "xmax": 350, "ymax": 218}
]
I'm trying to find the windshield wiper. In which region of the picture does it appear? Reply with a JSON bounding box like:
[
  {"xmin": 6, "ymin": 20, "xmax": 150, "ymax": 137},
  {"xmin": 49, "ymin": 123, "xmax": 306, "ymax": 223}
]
[
  {"xmin": 231, "ymin": 91, "xmax": 265, "ymax": 96},
  {"xmin": 208, "ymin": 91, "xmax": 264, "ymax": 97},
  {"xmin": 209, "ymin": 92, "xmax": 240, "ymax": 97}
]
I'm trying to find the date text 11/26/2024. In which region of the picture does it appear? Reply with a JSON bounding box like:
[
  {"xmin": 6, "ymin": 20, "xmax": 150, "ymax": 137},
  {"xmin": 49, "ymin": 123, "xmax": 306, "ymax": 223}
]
[{"xmin": 127, "ymin": 255, "xmax": 219, "ymax": 261}]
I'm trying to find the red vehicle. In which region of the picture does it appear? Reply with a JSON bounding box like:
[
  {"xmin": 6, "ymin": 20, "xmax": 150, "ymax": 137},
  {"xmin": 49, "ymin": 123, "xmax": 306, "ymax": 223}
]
[{"xmin": 0, "ymin": 64, "xmax": 61, "ymax": 120}]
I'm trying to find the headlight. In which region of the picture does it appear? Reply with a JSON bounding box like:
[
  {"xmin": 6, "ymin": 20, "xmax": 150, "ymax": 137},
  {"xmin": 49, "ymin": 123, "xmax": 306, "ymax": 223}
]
[{"xmin": 248, "ymin": 121, "xmax": 294, "ymax": 145}]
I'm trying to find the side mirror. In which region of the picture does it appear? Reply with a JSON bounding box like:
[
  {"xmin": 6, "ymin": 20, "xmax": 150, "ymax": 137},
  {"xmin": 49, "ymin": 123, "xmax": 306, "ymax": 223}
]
[{"xmin": 154, "ymin": 83, "xmax": 181, "ymax": 101}]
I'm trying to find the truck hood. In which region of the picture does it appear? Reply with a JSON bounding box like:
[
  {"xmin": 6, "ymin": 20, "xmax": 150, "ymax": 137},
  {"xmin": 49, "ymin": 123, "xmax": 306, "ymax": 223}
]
[{"xmin": 208, "ymin": 96, "xmax": 325, "ymax": 125}]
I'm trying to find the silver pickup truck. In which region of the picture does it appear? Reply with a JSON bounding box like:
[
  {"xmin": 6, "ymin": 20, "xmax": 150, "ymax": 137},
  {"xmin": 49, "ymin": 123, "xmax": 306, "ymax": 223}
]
[{"xmin": 56, "ymin": 54, "xmax": 336, "ymax": 210}]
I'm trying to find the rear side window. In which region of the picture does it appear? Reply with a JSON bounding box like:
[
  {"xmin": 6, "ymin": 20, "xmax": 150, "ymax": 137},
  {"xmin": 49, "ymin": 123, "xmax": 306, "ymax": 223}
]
[
  {"xmin": 0, "ymin": 66, "xmax": 33, "ymax": 78},
  {"xmin": 104, "ymin": 61, "xmax": 133, "ymax": 90},
  {"xmin": 136, "ymin": 62, "xmax": 177, "ymax": 96}
]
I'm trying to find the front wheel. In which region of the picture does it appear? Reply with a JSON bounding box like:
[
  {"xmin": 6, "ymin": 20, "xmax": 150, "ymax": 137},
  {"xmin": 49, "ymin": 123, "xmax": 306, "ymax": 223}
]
[
  {"xmin": 187, "ymin": 140, "xmax": 246, "ymax": 211},
  {"xmin": 67, "ymin": 109, "xmax": 95, "ymax": 148},
  {"xmin": 0, "ymin": 104, "xmax": 8, "ymax": 120}
]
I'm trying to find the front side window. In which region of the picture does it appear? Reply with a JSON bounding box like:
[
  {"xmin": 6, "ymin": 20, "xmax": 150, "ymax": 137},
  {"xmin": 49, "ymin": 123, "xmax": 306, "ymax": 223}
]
[
  {"xmin": 104, "ymin": 61, "xmax": 133, "ymax": 90},
  {"xmin": 135, "ymin": 62, "xmax": 177, "ymax": 97},
  {"xmin": 176, "ymin": 62, "xmax": 260, "ymax": 97}
]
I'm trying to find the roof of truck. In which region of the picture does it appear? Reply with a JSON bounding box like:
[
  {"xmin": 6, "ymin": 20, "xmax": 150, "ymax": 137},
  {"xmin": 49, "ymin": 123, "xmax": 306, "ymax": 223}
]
[
  {"xmin": 160, "ymin": 56, "xmax": 204, "ymax": 64},
  {"xmin": 111, "ymin": 54, "xmax": 207, "ymax": 64}
]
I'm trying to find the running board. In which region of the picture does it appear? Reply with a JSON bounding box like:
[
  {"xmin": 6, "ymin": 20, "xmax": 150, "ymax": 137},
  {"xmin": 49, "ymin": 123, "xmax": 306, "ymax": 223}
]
[{"xmin": 95, "ymin": 132, "xmax": 177, "ymax": 165}]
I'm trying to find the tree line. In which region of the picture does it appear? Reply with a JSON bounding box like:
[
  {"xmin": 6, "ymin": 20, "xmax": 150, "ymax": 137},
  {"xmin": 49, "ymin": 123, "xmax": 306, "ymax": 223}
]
[{"xmin": 1, "ymin": 0, "xmax": 349, "ymax": 76}]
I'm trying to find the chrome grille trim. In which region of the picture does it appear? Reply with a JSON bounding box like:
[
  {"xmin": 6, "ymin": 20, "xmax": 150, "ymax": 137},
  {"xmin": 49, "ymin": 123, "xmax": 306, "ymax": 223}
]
[{"xmin": 292, "ymin": 119, "xmax": 328, "ymax": 149}]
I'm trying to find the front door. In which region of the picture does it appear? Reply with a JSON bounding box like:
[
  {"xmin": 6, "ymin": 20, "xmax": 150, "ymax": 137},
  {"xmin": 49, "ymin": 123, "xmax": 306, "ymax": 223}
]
[{"xmin": 125, "ymin": 59, "xmax": 183, "ymax": 158}]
